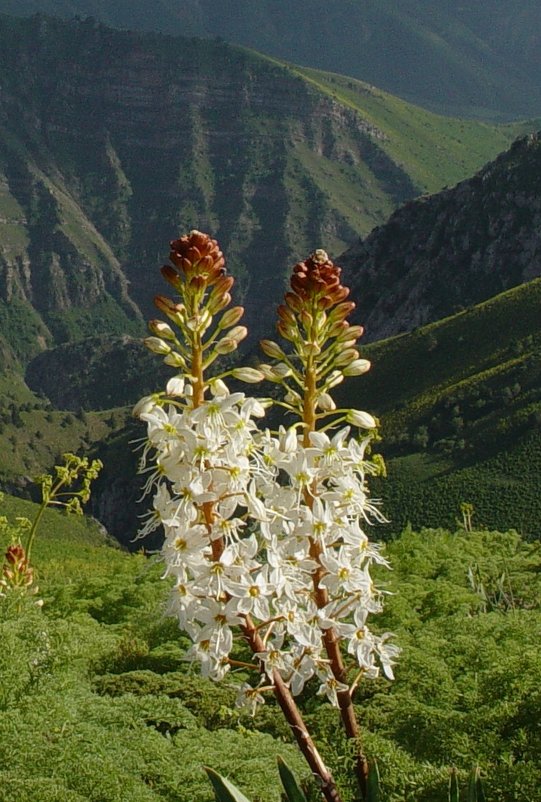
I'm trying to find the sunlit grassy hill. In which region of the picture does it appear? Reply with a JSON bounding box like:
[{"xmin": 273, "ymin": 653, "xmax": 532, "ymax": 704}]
[
  {"xmin": 3, "ymin": 0, "xmax": 541, "ymax": 119},
  {"xmin": 348, "ymin": 278, "xmax": 541, "ymax": 536}
]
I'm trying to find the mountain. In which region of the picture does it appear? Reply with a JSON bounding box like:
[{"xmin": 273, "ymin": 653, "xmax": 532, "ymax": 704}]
[
  {"xmin": 0, "ymin": 13, "xmax": 524, "ymax": 367},
  {"xmin": 340, "ymin": 132, "xmax": 541, "ymax": 342},
  {"xmin": 1, "ymin": 1, "xmax": 541, "ymax": 119},
  {"xmin": 343, "ymin": 277, "xmax": 541, "ymax": 538}
]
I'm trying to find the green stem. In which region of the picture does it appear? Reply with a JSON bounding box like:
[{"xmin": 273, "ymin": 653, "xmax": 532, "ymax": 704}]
[{"xmin": 26, "ymin": 478, "xmax": 64, "ymax": 562}]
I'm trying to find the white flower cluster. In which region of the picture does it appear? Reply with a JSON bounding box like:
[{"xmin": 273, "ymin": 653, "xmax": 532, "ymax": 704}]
[{"xmin": 137, "ymin": 377, "xmax": 398, "ymax": 711}]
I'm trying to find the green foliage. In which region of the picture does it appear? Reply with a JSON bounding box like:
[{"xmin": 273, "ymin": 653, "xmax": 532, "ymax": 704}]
[
  {"xmin": 344, "ymin": 279, "xmax": 541, "ymax": 538},
  {"xmin": 277, "ymin": 756, "xmax": 308, "ymax": 802},
  {"xmin": 205, "ymin": 768, "xmax": 253, "ymax": 802},
  {"xmin": 1, "ymin": 484, "xmax": 540, "ymax": 801}
]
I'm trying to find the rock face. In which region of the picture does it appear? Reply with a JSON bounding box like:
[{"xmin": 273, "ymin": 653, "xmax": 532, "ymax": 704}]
[
  {"xmin": 0, "ymin": 13, "xmax": 423, "ymax": 364},
  {"xmin": 340, "ymin": 133, "xmax": 541, "ymax": 342},
  {"xmin": 3, "ymin": 0, "xmax": 541, "ymax": 119}
]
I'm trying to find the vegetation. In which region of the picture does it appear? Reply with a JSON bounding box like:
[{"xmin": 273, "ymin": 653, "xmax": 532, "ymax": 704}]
[
  {"xmin": 1, "ymin": 487, "xmax": 539, "ymax": 801},
  {"xmin": 340, "ymin": 279, "xmax": 541, "ymax": 537},
  {"xmin": 0, "ymin": 12, "xmax": 535, "ymax": 373},
  {"xmin": 3, "ymin": 1, "xmax": 541, "ymax": 118}
]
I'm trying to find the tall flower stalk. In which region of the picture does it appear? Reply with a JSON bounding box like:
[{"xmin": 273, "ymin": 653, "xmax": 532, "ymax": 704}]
[
  {"xmin": 136, "ymin": 233, "xmax": 398, "ymax": 802},
  {"xmin": 259, "ymin": 250, "xmax": 395, "ymax": 797}
]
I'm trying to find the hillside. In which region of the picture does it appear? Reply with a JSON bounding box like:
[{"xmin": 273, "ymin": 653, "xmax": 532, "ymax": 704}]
[
  {"xmin": 1, "ymin": 490, "xmax": 540, "ymax": 800},
  {"xmin": 343, "ymin": 278, "xmax": 541, "ymax": 537},
  {"xmin": 2, "ymin": 1, "xmax": 541, "ymax": 119},
  {"xmin": 340, "ymin": 131, "xmax": 541, "ymax": 342},
  {"xmin": 0, "ymin": 14, "xmax": 529, "ymax": 369}
]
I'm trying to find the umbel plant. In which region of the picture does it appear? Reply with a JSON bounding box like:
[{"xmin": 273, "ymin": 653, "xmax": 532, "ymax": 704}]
[
  {"xmin": 0, "ymin": 454, "xmax": 102, "ymax": 601},
  {"xmin": 135, "ymin": 231, "xmax": 399, "ymax": 802}
]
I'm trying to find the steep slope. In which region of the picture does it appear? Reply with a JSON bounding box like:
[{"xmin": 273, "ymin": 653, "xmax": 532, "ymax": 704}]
[
  {"xmin": 342, "ymin": 278, "xmax": 541, "ymax": 537},
  {"xmin": 340, "ymin": 132, "xmax": 541, "ymax": 342},
  {"xmin": 0, "ymin": 13, "xmax": 524, "ymax": 365},
  {"xmin": 2, "ymin": 1, "xmax": 541, "ymax": 118}
]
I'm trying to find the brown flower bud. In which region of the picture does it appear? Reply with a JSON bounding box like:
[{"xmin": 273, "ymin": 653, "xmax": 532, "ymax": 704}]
[{"xmin": 169, "ymin": 230, "xmax": 225, "ymax": 283}]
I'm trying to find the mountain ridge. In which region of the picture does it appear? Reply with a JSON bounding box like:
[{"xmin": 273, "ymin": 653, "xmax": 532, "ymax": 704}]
[
  {"xmin": 2, "ymin": 1, "xmax": 541, "ymax": 118},
  {"xmin": 340, "ymin": 131, "xmax": 541, "ymax": 342},
  {"xmin": 0, "ymin": 12, "xmax": 524, "ymax": 366}
]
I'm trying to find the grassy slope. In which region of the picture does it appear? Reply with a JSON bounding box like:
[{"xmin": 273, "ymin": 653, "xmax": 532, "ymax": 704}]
[
  {"xmin": 1, "ymin": 0, "xmax": 540, "ymax": 119},
  {"xmin": 347, "ymin": 278, "xmax": 541, "ymax": 536},
  {"xmin": 1, "ymin": 492, "xmax": 540, "ymax": 800},
  {"xmin": 0, "ymin": 370, "xmax": 130, "ymax": 486},
  {"xmin": 289, "ymin": 65, "xmax": 536, "ymax": 194}
]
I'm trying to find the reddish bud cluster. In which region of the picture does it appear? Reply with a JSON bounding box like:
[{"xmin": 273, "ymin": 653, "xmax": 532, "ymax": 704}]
[
  {"xmin": 1, "ymin": 543, "xmax": 34, "ymax": 590},
  {"xmin": 163, "ymin": 230, "xmax": 226, "ymax": 289},
  {"xmin": 288, "ymin": 250, "xmax": 350, "ymax": 310}
]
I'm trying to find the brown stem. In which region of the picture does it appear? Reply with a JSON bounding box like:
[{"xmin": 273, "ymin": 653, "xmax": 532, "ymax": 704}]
[
  {"xmin": 206, "ymin": 519, "xmax": 342, "ymax": 800},
  {"xmin": 242, "ymin": 617, "xmax": 344, "ymax": 802},
  {"xmin": 308, "ymin": 536, "xmax": 368, "ymax": 798},
  {"xmin": 191, "ymin": 332, "xmax": 205, "ymax": 407},
  {"xmin": 301, "ymin": 304, "xmax": 368, "ymax": 800}
]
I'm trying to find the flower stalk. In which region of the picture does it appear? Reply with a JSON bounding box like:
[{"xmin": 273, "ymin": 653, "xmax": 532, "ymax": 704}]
[
  {"xmin": 273, "ymin": 250, "xmax": 372, "ymax": 796},
  {"xmin": 136, "ymin": 233, "xmax": 398, "ymax": 802}
]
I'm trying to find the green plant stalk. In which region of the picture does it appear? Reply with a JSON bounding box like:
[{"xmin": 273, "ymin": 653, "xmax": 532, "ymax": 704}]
[{"xmin": 25, "ymin": 474, "xmax": 65, "ymax": 562}]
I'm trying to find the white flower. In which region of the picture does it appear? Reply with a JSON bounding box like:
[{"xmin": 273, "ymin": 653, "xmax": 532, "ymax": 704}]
[{"xmin": 235, "ymin": 682, "xmax": 266, "ymax": 715}]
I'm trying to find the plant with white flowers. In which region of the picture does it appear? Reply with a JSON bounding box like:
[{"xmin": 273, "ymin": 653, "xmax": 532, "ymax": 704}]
[{"xmin": 135, "ymin": 231, "xmax": 398, "ymax": 802}]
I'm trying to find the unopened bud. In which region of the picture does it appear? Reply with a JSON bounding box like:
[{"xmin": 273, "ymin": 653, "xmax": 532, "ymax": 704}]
[
  {"xmin": 258, "ymin": 364, "xmax": 280, "ymax": 382},
  {"xmin": 346, "ymin": 409, "xmax": 377, "ymax": 429},
  {"xmin": 144, "ymin": 337, "xmax": 172, "ymax": 355},
  {"xmin": 209, "ymin": 378, "xmax": 230, "ymax": 396},
  {"xmin": 326, "ymin": 370, "xmax": 344, "ymax": 389},
  {"xmin": 336, "ymin": 324, "xmax": 364, "ymax": 342},
  {"xmin": 328, "ymin": 301, "xmax": 356, "ymax": 323},
  {"xmin": 163, "ymin": 352, "xmax": 186, "ymax": 367},
  {"xmin": 154, "ymin": 295, "xmax": 185, "ymax": 325},
  {"xmin": 219, "ymin": 306, "xmax": 245, "ymax": 329},
  {"xmin": 208, "ymin": 291, "xmax": 232, "ymax": 315},
  {"xmin": 277, "ymin": 321, "xmax": 296, "ymax": 342},
  {"xmin": 303, "ymin": 341, "xmax": 321, "ymax": 356},
  {"xmin": 186, "ymin": 309, "xmax": 212, "ymax": 333},
  {"xmin": 284, "ymin": 389, "xmax": 301, "ymax": 406},
  {"xmin": 166, "ymin": 376, "xmax": 185, "ymax": 396},
  {"xmin": 272, "ymin": 362, "xmax": 292, "ymax": 378},
  {"xmin": 334, "ymin": 348, "xmax": 359, "ymax": 367},
  {"xmin": 317, "ymin": 392, "xmax": 336, "ymax": 411},
  {"xmin": 215, "ymin": 337, "xmax": 238, "ymax": 354},
  {"xmin": 280, "ymin": 427, "xmax": 298, "ymax": 453},
  {"xmin": 260, "ymin": 340, "xmax": 286, "ymax": 360},
  {"xmin": 343, "ymin": 359, "xmax": 371, "ymax": 376},
  {"xmin": 148, "ymin": 320, "xmax": 176, "ymax": 340},
  {"xmin": 133, "ymin": 395, "xmax": 157, "ymax": 417},
  {"xmin": 231, "ymin": 367, "xmax": 265, "ymax": 383},
  {"xmin": 227, "ymin": 325, "xmax": 248, "ymax": 344}
]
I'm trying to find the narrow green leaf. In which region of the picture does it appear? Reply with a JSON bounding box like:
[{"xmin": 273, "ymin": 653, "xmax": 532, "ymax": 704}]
[
  {"xmin": 448, "ymin": 767, "xmax": 459, "ymax": 802},
  {"xmin": 204, "ymin": 767, "xmax": 253, "ymax": 802},
  {"xmin": 277, "ymin": 756, "xmax": 307, "ymax": 802},
  {"xmin": 467, "ymin": 767, "xmax": 486, "ymax": 802},
  {"xmin": 366, "ymin": 760, "xmax": 380, "ymax": 802}
]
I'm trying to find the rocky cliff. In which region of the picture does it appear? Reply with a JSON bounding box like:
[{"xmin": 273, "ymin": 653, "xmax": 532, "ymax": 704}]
[
  {"xmin": 0, "ymin": 13, "xmax": 522, "ymax": 368},
  {"xmin": 341, "ymin": 132, "xmax": 541, "ymax": 342}
]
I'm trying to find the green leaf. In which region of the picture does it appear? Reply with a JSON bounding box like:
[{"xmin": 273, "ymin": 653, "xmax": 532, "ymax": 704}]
[
  {"xmin": 277, "ymin": 756, "xmax": 307, "ymax": 802},
  {"xmin": 366, "ymin": 760, "xmax": 380, "ymax": 802},
  {"xmin": 467, "ymin": 767, "xmax": 486, "ymax": 802},
  {"xmin": 448, "ymin": 767, "xmax": 459, "ymax": 802},
  {"xmin": 204, "ymin": 767, "xmax": 253, "ymax": 802}
]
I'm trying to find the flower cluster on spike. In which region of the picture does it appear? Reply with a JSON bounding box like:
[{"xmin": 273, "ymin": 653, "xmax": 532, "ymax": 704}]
[
  {"xmin": 135, "ymin": 234, "xmax": 398, "ymax": 715},
  {"xmin": 0, "ymin": 543, "xmax": 35, "ymax": 596}
]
